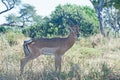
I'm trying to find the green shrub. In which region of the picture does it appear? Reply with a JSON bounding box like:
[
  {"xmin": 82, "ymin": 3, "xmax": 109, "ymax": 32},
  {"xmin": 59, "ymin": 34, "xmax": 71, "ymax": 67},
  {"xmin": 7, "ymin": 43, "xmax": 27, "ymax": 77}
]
[
  {"xmin": 22, "ymin": 25, "xmax": 44, "ymax": 38},
  {"xmin": 6, "ymin": 31, "xmax": 23, "ymax": 46},
  {"xmin": 0, "ymin": 27, "xmax": 8, "ymax": 33}
]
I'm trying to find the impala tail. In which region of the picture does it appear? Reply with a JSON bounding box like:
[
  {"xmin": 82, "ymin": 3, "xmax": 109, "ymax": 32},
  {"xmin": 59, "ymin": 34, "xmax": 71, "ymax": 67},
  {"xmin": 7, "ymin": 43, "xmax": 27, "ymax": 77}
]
[{"xmin": 23, "ymin": 39, "xmax": 32, "ymax": 57}]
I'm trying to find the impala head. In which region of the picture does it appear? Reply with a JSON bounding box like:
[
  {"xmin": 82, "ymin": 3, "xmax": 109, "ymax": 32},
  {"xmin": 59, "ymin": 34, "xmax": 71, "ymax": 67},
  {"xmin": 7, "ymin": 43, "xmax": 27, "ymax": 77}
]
[{"xmin": 69, "ymin": 25, "xmax": 80, "ymax": 39}]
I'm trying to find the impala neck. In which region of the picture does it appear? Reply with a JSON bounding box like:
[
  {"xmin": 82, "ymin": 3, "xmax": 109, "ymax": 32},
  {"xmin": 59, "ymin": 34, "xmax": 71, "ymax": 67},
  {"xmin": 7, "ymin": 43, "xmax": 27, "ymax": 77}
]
[{"xmin": 66, "ymin": 32, "xmax": 76, "ymax": 49}]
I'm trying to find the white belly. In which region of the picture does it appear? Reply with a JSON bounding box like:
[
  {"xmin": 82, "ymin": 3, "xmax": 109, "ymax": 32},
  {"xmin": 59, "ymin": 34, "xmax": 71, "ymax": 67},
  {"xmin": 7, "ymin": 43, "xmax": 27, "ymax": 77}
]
[{"xmin": 40, "ymin": 47, "xmax": 59, "ymax": 55}]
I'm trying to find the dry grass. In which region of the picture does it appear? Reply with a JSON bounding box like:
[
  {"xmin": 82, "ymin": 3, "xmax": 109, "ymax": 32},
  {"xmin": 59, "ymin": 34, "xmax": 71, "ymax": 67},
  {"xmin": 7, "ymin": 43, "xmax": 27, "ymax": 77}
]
[{"xmin": 0, "ymin": 32, "xmax": 120, "ymax": 80}]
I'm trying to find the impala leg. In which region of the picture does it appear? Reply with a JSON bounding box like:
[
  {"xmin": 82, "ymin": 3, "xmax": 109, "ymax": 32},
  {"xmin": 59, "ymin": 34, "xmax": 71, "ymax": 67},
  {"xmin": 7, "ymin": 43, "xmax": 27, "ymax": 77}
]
[
  {"xmin": 20, "ymin": 57, "xmax": 29, "ymax": 74},
  {"xmin": 55, "ymin": 55, "xmax": 62, "ymax": 72},
  {"xmin": 20, "ymin": 54, "xmax": 40, "ymax": 74}
]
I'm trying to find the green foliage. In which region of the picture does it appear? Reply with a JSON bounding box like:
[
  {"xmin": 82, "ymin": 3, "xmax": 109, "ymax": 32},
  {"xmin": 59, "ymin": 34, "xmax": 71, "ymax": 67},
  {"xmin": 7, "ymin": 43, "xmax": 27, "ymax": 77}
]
[
  {"xmin": 6, "ymin": 32, "xmax": 17, "ymax": 46},
  {"xmin": 22, "ymin": 16, "xmax": 67, "ymax": 38},
  {"xmin": 5, "ymin": 31, "xmax": 23, "ymax": 46},
  {"xmin": 6, "ymin": 14, "xmax": 20, "ymax": 26},
  {"xmin": 19, "ymin": 4, "xmax": 36, "ymax": 27},
  {"xmin": 50, "ymin": 4, "xmax": 99, "ymax": 37},
  {"xmin": 22, "ymin": 23, "xmax": 47, "ymax": 38},
  {"xmin": 0, "ymin": 26, "xmax": 14, "ymax": 33},
  {"xmin": 23, "ymin": 4, "xmax": 99, "ymax": 38},
  {"xmin": 112, "ymin": 0, "xmax": 120, "ymax": 10},
  {"xmin": 0, "ymin": 27, "xmax": 8, "ymax": 33},
  {"xmin": 5, "ymin": 4, "xmax": 38, "ymax": 27}
]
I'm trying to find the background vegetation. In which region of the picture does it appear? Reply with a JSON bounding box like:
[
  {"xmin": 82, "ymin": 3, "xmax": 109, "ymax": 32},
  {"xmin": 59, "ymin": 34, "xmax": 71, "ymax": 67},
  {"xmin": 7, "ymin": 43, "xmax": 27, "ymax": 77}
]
[{"xmin": 0, "ymin": 0, "xmax": 120, "ymax": 80}]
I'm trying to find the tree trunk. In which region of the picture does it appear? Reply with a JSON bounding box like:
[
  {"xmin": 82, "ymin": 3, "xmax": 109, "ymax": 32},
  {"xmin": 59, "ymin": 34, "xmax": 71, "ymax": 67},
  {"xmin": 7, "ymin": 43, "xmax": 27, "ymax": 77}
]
[
  {"xmin": 90, "ymin": 0, "xmax": 105, "ymax": 37},
  {"xmin": 97, "ymin": 10, "xmax": 105, "ymax": 37}
]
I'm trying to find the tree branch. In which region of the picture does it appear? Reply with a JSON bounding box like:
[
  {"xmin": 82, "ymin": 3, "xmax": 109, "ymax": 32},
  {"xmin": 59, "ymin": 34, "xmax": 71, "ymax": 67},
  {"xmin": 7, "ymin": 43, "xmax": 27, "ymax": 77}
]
[{"xmin": 0, "ymin": 0, "xmax": 15, "ymax": 14}]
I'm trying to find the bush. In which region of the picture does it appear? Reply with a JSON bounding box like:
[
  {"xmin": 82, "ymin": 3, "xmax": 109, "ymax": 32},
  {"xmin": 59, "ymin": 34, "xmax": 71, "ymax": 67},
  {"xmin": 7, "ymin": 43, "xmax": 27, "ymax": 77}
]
[
  {"xmin": 22, "ymin": 24, "xmax": 56, "ymax": 38},
  {"xmin": 0, "ymin": 27, "xmax": 8, "ymax": 33},
  {"xmin": 6, "ymin": 31, "xmax": 24, "ymax": 46},
  {"xmin": 22, "ymin": 26, "xmax": 43, "ymax": 38}
]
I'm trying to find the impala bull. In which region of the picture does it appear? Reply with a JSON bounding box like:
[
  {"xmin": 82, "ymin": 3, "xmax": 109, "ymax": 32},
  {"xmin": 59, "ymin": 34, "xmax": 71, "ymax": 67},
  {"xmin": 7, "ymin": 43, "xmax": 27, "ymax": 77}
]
[{"xmin": 20, "ymin": 25, "xmax": 80, "ymax": 74}]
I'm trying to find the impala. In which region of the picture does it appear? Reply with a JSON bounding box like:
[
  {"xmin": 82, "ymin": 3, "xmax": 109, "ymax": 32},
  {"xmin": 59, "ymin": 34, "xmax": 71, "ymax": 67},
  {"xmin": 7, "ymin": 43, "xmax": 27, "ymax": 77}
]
[{"xmin": 20, "ymin": 25, "xmax": 80, "ymax": 74}]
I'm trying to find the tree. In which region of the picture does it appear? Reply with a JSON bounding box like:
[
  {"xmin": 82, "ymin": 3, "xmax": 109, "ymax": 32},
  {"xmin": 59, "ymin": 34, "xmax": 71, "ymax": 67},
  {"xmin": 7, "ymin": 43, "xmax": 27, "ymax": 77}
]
[
  {"xmin": 0, "ymin": 0, "xmax": 21, "ymax": 14},
  {"xmin": 50, "ymin": 4, "xmax": 99, "ymax": 37},
  {"xmin": 23, "ymin": 4, "xmax": 99, "ymax": 38},
  {"xmin": 108, "ymin": 0, "xmax": 120, "ymax": 38},
  {"xmin": 5, "ymin": 13, "xmax": 20, "ymax": 26},
  {"xmin": 19, "ymin": 4, "xmax": 36, "ymax": 27},
  {"xmin": 5, "ymin": 4, "xmax": 42, "ymax": 28},
  {"xmin": 22, "ymin": 17, "xmax": 49, "ymax": 38},
  {"xmin": 89, "ymin": 0, "xmax": 120, "ymax": 37},
  {"xmin": 89, "ymin": 0, "xmax": 106, "ymax": 37},
  {"xmin": 103, "ymin": 6, "xmax": 120, "ymax": 38}
]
